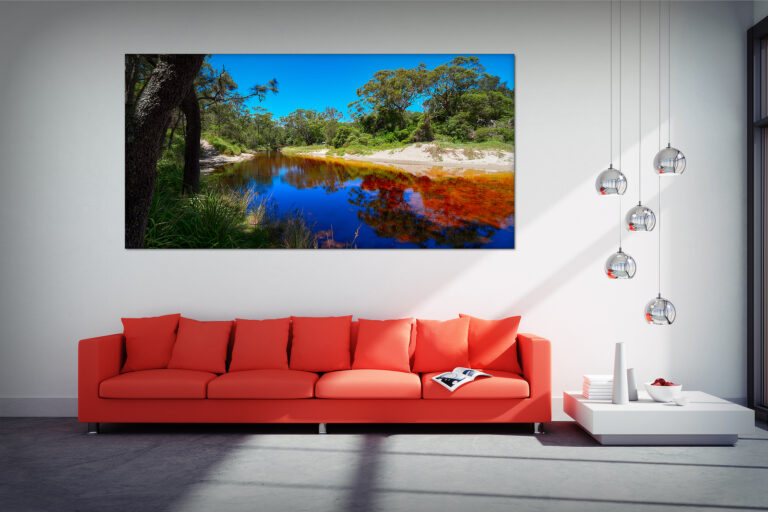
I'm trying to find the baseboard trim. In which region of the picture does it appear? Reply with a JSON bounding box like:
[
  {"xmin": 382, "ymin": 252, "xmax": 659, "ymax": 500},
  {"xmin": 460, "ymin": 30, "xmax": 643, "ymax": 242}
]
[
  {"xmin": 551, "ymin": 396, "xmax": 569, "ymax": 421},
  {"xmin": 0, "ymin": 398, "xmax": 77, "ymax": 417}
]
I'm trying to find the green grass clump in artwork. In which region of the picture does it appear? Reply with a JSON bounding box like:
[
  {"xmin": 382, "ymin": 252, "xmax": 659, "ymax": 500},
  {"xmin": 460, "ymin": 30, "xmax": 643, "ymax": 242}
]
[
  {"xmin": 145, "ymin": 169, "xmax": 252, "ymax": 248},
  {"xmin": 280, "ymin": 212, "xmax": 319, "ymax": 249},
  {"xmin": 279, "ymin": 144, "xmax": 327, "ymax": 155},
  {"xmin": 144, "ymin": 145, "xmax": 321, "ymax": 249},
  {"xmin": 174, "ymin": 189, "xmax": 252, "ymax": 248},
  {"xmin": 280, "ymin": 139, "xmax": 513, "ymax": 159},
  {"xmin": 204, "ymin": 134, "xmax": 250, "ymax": 156}
]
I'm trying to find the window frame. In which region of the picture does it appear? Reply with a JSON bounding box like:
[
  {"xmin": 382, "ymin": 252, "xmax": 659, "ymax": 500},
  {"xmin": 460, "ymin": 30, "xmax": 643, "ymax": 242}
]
[{"xmin": 747, "ymin": 16, "xmax": 768, "ymax": 421}]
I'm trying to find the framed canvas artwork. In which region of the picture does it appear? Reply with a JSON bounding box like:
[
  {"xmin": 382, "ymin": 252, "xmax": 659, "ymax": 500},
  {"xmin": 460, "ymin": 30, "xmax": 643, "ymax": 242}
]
[{"xmin": 125, "ymin": 54, "xmax": 514, "ymax": 249}]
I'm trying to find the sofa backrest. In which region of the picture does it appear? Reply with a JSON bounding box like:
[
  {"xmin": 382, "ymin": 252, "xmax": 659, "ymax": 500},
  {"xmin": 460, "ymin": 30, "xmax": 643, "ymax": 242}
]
[{"xmin": 115, "ymin": 315, "xmax": 522, "ymax": 375}]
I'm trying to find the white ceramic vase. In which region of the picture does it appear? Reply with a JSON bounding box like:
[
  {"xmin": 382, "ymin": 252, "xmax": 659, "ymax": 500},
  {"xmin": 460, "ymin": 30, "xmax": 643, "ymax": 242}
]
[
  {"xmin": 612, "ymin": 342, "xmax": 629, "ymax": 404},
  {"xmin": 627, "ymin": 367, "xmax": 638, "ymax": 401}
]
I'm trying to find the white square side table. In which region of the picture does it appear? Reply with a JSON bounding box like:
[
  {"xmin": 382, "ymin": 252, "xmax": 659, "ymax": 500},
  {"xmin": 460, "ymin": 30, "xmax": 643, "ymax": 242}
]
[{"xmin": 563, "ymin": 390, "xmax": 755, "ymax": 445}]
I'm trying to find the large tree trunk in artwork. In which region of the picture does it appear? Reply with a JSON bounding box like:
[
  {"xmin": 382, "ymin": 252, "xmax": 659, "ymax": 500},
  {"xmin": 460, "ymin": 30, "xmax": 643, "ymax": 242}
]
[
  {"xmin": 166, "ymin": 112, "xmax": 180, "ymax": 152},
  {"xmin": 181, "ymin": 89, "xmax": 201, "ymax": 195},
  {"xmin": 125, "ymin": 54, "xmax": 204, "ymax": 248}
]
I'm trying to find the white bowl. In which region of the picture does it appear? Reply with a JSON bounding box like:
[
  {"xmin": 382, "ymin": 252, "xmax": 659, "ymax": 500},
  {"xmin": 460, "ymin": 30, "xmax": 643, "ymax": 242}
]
[{"xmin": 644, "ymin": 382, "xmax": 683, "ymax": 402}]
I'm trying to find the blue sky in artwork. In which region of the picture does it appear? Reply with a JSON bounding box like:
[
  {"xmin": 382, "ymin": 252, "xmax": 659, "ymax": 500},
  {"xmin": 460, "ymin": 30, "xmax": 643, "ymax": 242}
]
[{"xmin": 207, "ymin": 54, "xmax": 515, "ymax": 120}]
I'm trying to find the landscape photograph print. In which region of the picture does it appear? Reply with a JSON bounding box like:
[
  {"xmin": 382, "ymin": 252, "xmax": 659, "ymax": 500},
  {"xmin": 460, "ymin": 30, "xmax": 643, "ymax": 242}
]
[{"xmin": 125, "ymin": 54, "xmax": 515, "ymax": 249}]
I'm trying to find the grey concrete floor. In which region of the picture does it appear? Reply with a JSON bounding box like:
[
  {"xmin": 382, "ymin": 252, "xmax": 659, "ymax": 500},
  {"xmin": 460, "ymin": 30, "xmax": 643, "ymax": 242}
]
[{"xmin": 1, "ymin": 419, "xmax": 767, "ymax": 512}]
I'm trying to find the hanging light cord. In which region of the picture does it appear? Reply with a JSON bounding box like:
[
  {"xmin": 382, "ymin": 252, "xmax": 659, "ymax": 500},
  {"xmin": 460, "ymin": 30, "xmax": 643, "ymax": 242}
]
[
  {"xmin": 658, "ymin": 0, "xmax": 662, "ymax": 152},
  {"xmin": 618, "ymin": 0, "xmax": 622, "ymax": 177},
  {"xmin": 618, "ymin": 0, "xmax": 623, "ymax": 249},
  {"xmin": 657, "ymin": 152, "xmax": 663, "ymax": 295},
  {"xmin": 610, "ymin": 0, "xmax": 613, "ymax": 167},
  {"xmin": 667, "ymin": 1, "xmax": 672, "ymax": 147},
  {"xmin": 657, "ymin": 0, "xmax": 662, "ymax": 295},
  {"xmin": 638, "ymin": 0, "xmax": 642, "ymax": 203},
  {"xmin": 619, "ymin": 196, "xmax": 623, "ymax": 249}
]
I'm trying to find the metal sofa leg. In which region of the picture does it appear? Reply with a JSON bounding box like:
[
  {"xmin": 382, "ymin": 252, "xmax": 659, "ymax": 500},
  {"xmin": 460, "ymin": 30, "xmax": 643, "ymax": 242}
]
[
  {"xmin": 87, "ymin": 422, "xmax": 100, "ymax": 435},
  {"xmin": 533, "ymin": 422, "xmax": 545, "ymax": 434},
  {"xmin": 318, "ymin": 423, "xmax": 327, "ymax": 434}
]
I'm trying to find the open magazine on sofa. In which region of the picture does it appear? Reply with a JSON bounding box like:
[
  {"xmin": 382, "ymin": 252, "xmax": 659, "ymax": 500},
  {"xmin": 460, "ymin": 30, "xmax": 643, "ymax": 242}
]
[{"xmin": 431, "ymin": 368, "xmax": 491, "ymax": 392}]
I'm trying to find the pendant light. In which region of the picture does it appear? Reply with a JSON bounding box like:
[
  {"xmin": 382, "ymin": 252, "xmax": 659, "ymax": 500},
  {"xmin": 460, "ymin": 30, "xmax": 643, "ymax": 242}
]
[
  {"xmin": 597, "ymin": 167, "xmax": 627, "ymax": 195},
  {"xmin": 596, "ymin": 1, "xmax": 628, "ymax": 195},
  {"xmin": 653, "ymin": 0, "xmax": 686, "ymax": 175},
  {"xmin": 626, "ymin": 0, "xmax": 656, "ymax": 232},
  {"xmin": 645, "ymin": 176, "xmax": 676, "ymax": 323},
  {"xmin": 605, "ymin": 0, "xmax": 636, "ymax": 280},
  {"xmin": 646, "ymin": 0, "xmax": 676, "ymax": 324},
  {"xmin": 606, "ymin": 247, "xmax": 637, "ymax": 279}
]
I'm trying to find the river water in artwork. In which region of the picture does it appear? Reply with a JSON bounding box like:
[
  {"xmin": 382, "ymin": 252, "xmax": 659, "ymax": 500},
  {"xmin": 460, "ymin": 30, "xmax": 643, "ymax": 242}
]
[{"xmin": 213, "ymin": 152, "xmax": 515, "ymax": 249}]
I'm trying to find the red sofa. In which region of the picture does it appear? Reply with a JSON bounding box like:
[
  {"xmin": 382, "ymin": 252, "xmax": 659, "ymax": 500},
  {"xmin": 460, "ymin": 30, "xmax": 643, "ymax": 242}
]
[{"xmin": 78, "ymin": 317, "xmax": 551, "ymax": 433}]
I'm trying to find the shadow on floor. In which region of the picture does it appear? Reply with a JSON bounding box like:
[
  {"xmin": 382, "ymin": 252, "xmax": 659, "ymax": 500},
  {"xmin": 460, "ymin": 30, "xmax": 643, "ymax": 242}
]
[
  {"xmin": 2, "ymin": 418, "xmax": 767, "ymax": 512},
  {"xmin": 533, "ymin": 421, "xmax": 601, "ymax": 447},
  {"xmin": 328, "ymin": 422, "xmax": 536, "ymax": 436},
  {"xmin": 0, "ymin": 417, "xmax": 248, "ymax": 512},
  {"xmin": 96, "ymin": 421, "xmax": 321, "ymax": 435}
]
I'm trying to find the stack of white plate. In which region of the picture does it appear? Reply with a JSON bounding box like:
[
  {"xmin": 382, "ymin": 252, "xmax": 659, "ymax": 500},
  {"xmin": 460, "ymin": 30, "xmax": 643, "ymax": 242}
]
[{"xmin": 583, "ymin": 374, "xmax": 613, "ymax": 399}]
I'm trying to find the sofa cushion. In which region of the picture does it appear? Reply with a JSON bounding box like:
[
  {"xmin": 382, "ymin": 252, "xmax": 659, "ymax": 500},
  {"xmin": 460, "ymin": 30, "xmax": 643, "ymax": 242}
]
[
  {"xmin": 289, "ymin": 316, "xmax": 352, "ymax": 372},
  {"xmin": 421, "ymin": 370, "xmax": 530, "ymax": 399},
  {"xmin": 100, "ymin": 369, "xmax": 216, "ymax": 399},
  {"xmin": 315, "ymin": 369, "xmax": 421, "ymax": 399},
  {"xmin": 350, "ymin": 321, "xmax": 418, "ymax": 367},
  {"xmin": 460, "ymin": 314, "xmax": 522, "ymax": 373},
  {"xmin": 352, "ymin": 318, "xmax": 413, "ymax": 372},
  {"xmin": 208, "ymin": 369, "xmax": 318, "ymax": 399},
  {"xmin": 230, "ymin": 318, "xmax": 291, "ymax": 371},
  {"xmin": 168, "ymin": 317, "xmax": 233, "ymax": 373},
  {"xmin": 121, "ymin": 313, "xmax": 181, "ymax": 373},
  {"xmin": 411, "ymin": 318, "xmax": 470, "ymax": 373}
]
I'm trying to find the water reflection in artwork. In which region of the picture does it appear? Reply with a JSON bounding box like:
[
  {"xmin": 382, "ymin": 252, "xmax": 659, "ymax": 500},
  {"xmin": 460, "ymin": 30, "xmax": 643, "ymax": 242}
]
[{"xmin": 215, "ymin": 153, "xmax": 514, "ymax": 248}]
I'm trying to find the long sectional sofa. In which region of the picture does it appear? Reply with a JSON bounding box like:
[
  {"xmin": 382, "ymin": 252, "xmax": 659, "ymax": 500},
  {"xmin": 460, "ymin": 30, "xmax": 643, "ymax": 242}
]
[{"xmin": 78, "ymin": 314, "xmax": 551, "ymax": 433}]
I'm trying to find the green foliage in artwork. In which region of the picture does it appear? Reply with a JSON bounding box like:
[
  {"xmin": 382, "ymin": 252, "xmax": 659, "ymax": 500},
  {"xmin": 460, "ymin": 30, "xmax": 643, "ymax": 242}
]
[
  {"xmin": 280, "ymin": 213, "xmax": 319, "ymax": 249},
  {"xmin": 144, "ymin": 143, "xmax": 327, "ymax": 249},
  {"xmin": 135, "ymin": 54, "xmax": 515, "ymax": 249},
  {"xmin": 193, "ymin": 55, "xmax": 513, "ymax": 155},
  {"xmin": 204, "ymin": 134, "xmax": 249, "ymax": 156},
  {"xmin": 344, "ymin": 56, "xmax": 515, "ymax": 146},
  {"xmin": 138, "ymin": 53, "xmax": 513, "ymax": 160}
]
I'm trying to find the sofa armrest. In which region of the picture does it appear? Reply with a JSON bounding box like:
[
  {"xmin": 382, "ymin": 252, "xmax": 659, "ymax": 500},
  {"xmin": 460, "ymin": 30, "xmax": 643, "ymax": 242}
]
[
  {"xmin": 78, "ymin": 334, "xmax": 124, "ymax": 419},
  {"xmin": 518, "ymin": 333, "xmax": 551, "ymax": 399}
]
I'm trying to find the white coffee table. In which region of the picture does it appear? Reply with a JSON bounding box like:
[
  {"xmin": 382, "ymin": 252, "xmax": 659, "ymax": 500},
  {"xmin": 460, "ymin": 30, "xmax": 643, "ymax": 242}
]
[{"xmin": 563, "ymin": 390, "xmax": 754, "ymax": 445}]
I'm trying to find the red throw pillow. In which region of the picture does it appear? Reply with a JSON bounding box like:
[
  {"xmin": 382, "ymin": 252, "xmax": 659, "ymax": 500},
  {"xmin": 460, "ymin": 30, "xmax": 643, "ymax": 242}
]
[
  {"xmin": 289, "ymin": 316, "xmax": 352, "ymax": 372},
  {"xmin": 412, "ymin": 317, "xmax": 470, "ymax": 373},
  {"xmin": 121, "ymin": 313, "xmax": 181, "ymax": 372},
  {"xmin": 460, "ymin": 314, "xmax": 522, "ymax": 373},
  {"xmin": 353, "ymin": 318, "xmax": 413, "ymax": 372},
  {"xmin": 230, "ymin": 318, "xmax": 291, "ymax": 371},
  {"xmin": 167, "ymin": 317, "xmax": 233, "ymax": 373}
]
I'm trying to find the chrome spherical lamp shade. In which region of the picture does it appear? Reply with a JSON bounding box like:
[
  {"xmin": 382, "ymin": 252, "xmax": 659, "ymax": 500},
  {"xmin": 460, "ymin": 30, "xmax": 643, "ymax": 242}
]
[
  {"xmin": 605, "ymin": 249, "xmax": 637, "ymax": 279},
  {"xmin": 625, "ymin": 203, "xmax": 656, "ymax": 231},
  {"xmin": 596, "ymin": 166, "xmax": 628, "ymax": 195},
  {"xmin": 644, "ymin": 294, "xmax": 676, "ymax": 325},
  {"xmin": 653, "ymin": 145, "xmax": 686, "ymax": 175}
]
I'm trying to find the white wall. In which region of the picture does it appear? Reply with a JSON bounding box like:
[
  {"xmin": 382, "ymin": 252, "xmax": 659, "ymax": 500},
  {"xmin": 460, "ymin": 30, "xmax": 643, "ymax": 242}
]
[
  {"xmin": 756, "ymin": 0, "xmax": 768, "ymax": 22},
  {"xmin": 0, "ymin": 1, "xmax": 753, "ymax": 416}
]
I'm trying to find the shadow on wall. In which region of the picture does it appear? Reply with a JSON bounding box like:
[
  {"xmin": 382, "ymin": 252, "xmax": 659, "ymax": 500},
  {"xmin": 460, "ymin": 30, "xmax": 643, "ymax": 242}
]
[{"xmin": 501, "ymin": 188, "xmax": 664, "ymax": 320}]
